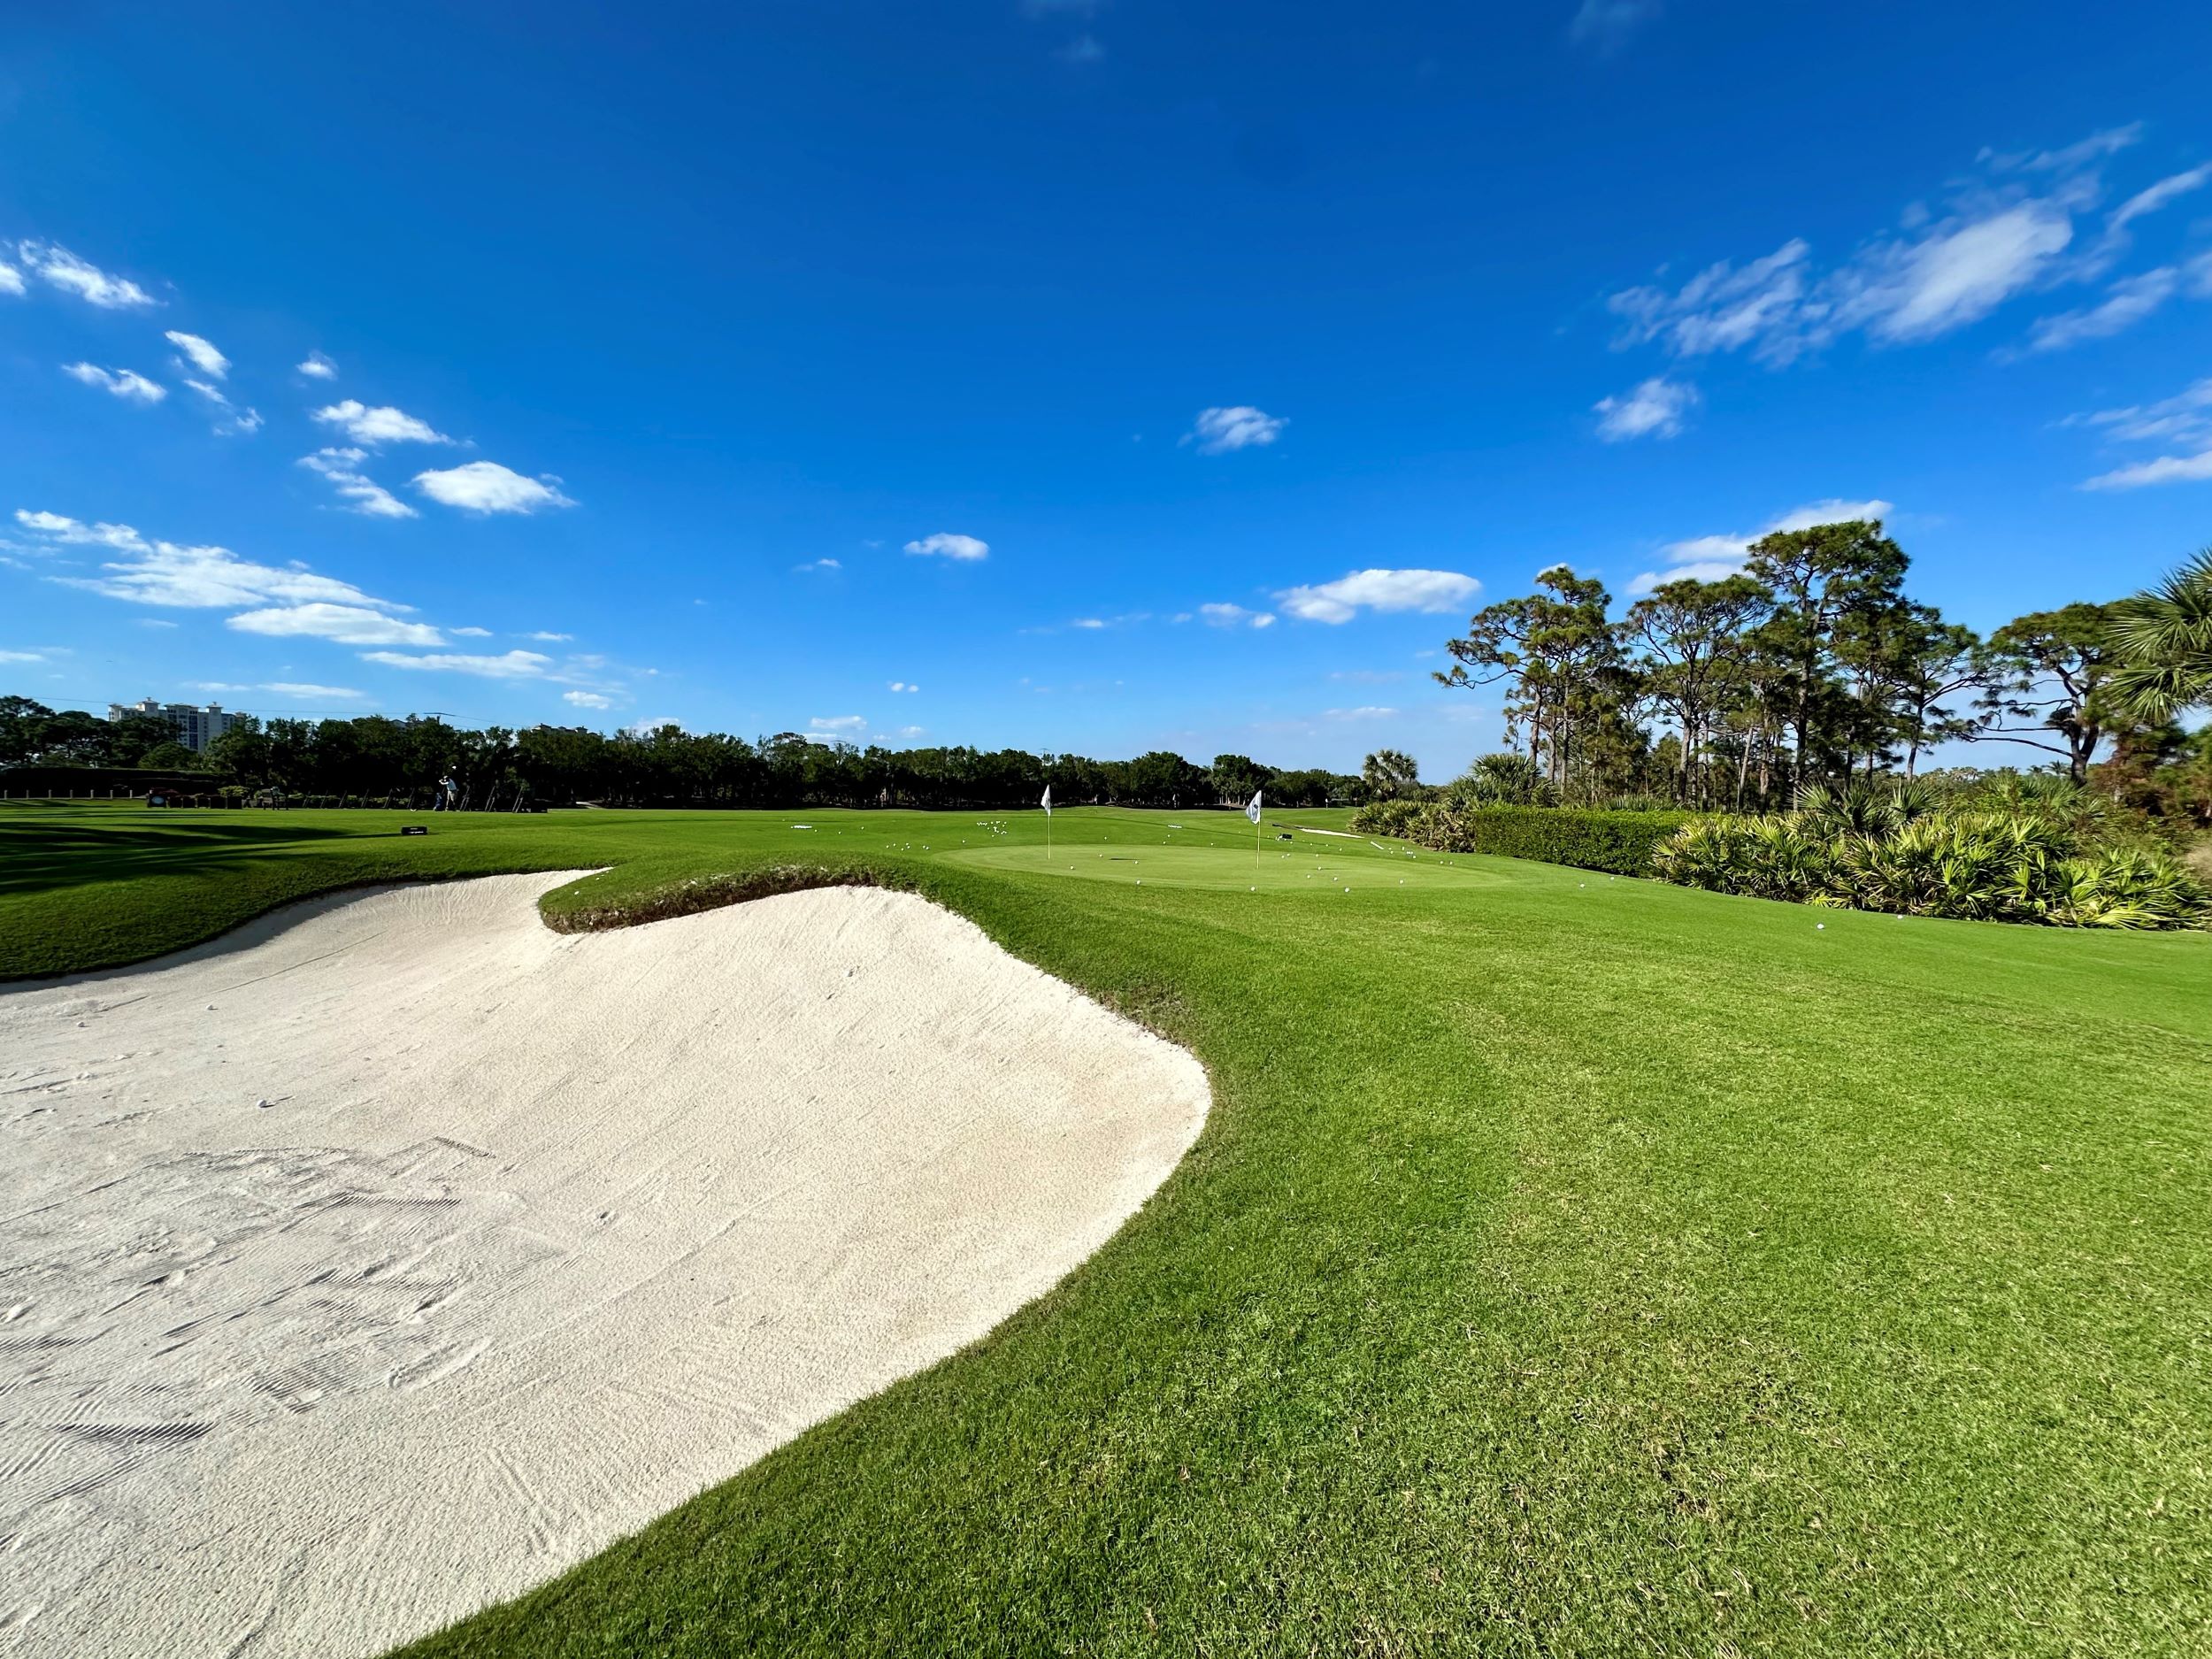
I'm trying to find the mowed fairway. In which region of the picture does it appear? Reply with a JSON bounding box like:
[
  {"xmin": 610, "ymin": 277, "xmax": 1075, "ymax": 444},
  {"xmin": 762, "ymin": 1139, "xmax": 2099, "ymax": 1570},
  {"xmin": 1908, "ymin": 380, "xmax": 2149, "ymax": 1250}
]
[{"xmin": 5, "ymin": 802, "xmax": 2211, "ymax": 1657}]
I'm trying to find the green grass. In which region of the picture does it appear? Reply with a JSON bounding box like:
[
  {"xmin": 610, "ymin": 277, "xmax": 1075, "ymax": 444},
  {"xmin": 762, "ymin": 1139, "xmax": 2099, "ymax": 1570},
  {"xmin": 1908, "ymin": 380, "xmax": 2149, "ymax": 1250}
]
[{"xmin": 6, "ymin": 800, "xmax": 2210, "ymax": 1656}]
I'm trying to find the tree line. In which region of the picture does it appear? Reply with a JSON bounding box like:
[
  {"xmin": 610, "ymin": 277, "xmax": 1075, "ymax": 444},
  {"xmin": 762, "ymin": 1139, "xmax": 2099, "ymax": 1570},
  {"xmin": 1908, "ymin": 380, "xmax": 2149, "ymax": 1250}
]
[
  {"xmin": 1435, "ymin": 519, "xmax": 2206, "ymax": 809},
  {"xmin": 0, "ymin": 697, "xmax": 1359, "ymax": 810}
]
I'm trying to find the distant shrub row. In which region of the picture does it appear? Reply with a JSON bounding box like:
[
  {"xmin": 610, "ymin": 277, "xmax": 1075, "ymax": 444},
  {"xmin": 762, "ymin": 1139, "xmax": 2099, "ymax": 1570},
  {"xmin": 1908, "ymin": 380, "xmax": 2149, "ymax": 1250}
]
[
  {"xmin": 1653, "ymin": 792, "xmax": 2208, "ymax": 930},
  {"xmin": 1349, "ymin": 799, "xmax": 1695, "ymax": 876}
]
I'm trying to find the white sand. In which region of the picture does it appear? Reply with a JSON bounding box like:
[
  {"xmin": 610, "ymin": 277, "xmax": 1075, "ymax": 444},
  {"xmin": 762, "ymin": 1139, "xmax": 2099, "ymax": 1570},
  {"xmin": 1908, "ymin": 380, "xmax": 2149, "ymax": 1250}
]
[{"xmin": 0, "ymin": 875, "xmax": 1208, "ymax": 1658}]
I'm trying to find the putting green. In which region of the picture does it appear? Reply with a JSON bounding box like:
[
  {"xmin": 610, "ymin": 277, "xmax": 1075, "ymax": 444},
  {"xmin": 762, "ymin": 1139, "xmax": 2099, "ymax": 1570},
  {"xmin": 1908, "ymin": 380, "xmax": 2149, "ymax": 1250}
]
[{"xmin": 945, "ymin": 836, "xmax": 1509, "ymax": 892}]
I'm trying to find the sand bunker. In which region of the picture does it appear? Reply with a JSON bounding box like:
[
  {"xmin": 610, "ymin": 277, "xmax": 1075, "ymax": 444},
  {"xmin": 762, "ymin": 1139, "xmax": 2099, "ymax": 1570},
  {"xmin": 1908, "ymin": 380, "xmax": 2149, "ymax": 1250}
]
[{"xmin": 0, "ymin": 875, "xmax": 1208, "ymax": 1658}]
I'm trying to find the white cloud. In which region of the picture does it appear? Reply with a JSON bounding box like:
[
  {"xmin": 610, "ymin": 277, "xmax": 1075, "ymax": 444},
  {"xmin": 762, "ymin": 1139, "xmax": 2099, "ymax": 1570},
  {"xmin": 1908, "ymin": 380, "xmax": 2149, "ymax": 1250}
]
[
  {"xmin": 2082, "ymin": 449, "xmax": 2212, "ymax": 490},
  {"xmin": 299, "ymin": 448, "xmax": 417, "ymax": 518},
  {"xmin": 297, "ymin": 351, "xmax": 338, "ymax": 380},
  {"xmin": 450, "ymin": 626, "xmax": 493, "ymax": 637},
  {"xmin": 0, "ymin": 257, "xmax": 22, "ymax": 296},
  {"xmin": 164, "ymin": 330, "xmax": 228, "ymax": 379},
  {"xmin": 16, "ymin": 510, "xmax": 420, "ymax": 616},
  {"xmin": 2072, "ymin": 373, "xmax": 2212, "ymax": 488},
  {"xmin": 18, "ymin": 242, "xmax": 157, "ymax": 309},
  {"xmin": 312, "ymin": 400, "xmax": 451, "ymax": 446},
  {"xmin": 1831, "ymin": 202, "xmax": 2074, "ymax": 343},
  {"xmin": 1594, "ymin": 376, "xmax": 1700, "ymax": 441},
  {"xmin": 360, "ymin": 649, "xmax": 554, "ymax": 678},
  {"xmin": 1609, "ymin": 240, "xmax": 1812, "ymax": 361},
  {"xmin": 0, "ymin": 649, "xmax": 44, "ymax": 663},
  {"xmin": 1325, "ymin": 705, "xmax": 1400, "ymax": 720},
  {"xmin": 1627, "ymin": 497, "xmax": 1894, "ymax": 593},
  {"xmin": 185, "ymin": 378, "xmax": 262, "ymax": 435},
  {"xmin": 2026, "ymin": 265, "xmax": 2183, "ymax": 351},
  {"xmin": 887, "ymin": 680, "xmax": 919, "ymax": 692},
  {"xmin": 525, "ymin": 630, "xmax": 573, "ymax": 641},
  {"xmin": 564, "ymin": 690, "xmax": 613, "ymax": 710},
  {"xmin": 1199, "ymin": 602, "xmax": 1277, "ymax": 628},
  {"xmin": 2078, "ymin": 376, "xmax": 2212, "ymax": 447},
  {"xmin": 228, "ymin": 603, "xmax": 444, "ymax": 646},
  {"xmin": 2108, "ymin": 163, "xmax": 2212, "ymax": 232},
  {"xmin": 64, "ymin": 362, "xmax": 165, "ymax": 403},
  {"xmin": 902, "ymin": 532, "xmax": 988, "ymax": 561},
  {"xmin": 810, "ymin": 714, "xmax": 866, "ymax": 733},
  {"xmin": 1184, "ymin": 405, "xmax": 1286, "ymax": 454},
  {"xmin": 1603, "ymin": 134, "xmax": 2167, "ymax": 365},
  {"xmin": 1071, "ymin": 617, "xmax": 1106, "ymax": 629},
  {"xmin": 262, "ymin": 682, "xmax": 365, "ymax": 700},
  {"xmin": 413, "ymin": 461, "xmax": 575, "ymax": 514},
  {"xmin": 626, "ymin": 716, "xmax": 687, "ymax": 736},
  {"xmin": 795, "ymin": 557, "xmax": 842, "ymax": 572},
  {"xmin": 1994, "ymin": 125, "xmax": 2141, "ymax": 175},
  {"xmin": 897, "ymin": 724, "xmax": 926, "ymax": 739},
  {"xmin": 1570, "ymin": 0, "xmax": 1660, "ymax": 51},
  {"xmin": 1275, "ymin": 568, "xmax": 1479, "ymax": 624}
]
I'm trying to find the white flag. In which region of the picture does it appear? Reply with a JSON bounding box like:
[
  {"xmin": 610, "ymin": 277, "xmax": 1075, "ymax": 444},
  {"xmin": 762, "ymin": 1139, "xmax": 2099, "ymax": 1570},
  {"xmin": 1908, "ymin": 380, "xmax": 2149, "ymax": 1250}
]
[
  {"xmin": 1245, "ymin": 790, "xmax": 1263, "ymax": 825},
  {"xmin": 1041, "ymin": 785, "xmax": 1052, "ymax": 816}
]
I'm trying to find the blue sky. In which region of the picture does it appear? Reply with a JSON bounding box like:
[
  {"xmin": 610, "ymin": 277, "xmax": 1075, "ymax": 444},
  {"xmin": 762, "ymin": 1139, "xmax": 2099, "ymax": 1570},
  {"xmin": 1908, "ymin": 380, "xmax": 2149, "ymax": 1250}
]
[{"xmin": 4, "ymin": 1, "xmax": 2209, "ymax": 774}]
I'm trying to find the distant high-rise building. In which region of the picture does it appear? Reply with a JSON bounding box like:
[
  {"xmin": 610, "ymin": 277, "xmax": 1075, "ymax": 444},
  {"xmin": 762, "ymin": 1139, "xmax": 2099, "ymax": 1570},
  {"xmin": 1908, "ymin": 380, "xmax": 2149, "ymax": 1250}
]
[{"xmin": 107, "ymin": 698, "xmax": 240, "ymax": 753}]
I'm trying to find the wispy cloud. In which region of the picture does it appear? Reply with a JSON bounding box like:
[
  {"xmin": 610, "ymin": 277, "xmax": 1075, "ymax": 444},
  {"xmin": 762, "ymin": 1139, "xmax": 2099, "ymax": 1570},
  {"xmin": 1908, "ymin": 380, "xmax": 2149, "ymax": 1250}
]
[
  {"xmin": 360, "ymin": 649, "xmax": 554, "ymax": 678},
  {"xmin": 17, "ymin": 242, "xmax": 157, "ymax": 309},
  {"xmin": 2073, "ymin": 373, "xmax": 2212, "ymax": 489},
  {"xmin": 185, "ymin": 378, "xmax": 262, "ymax": 435},
  {"xmin": 261, "ymin": 682, "xmax": 366, "ymax": 700},
  {"xmin": 63, "ymin": 362, "xmax": 165, "ymax": 403},
  {"xmin": 164, "ymin": 330, "xmax": 228, "ymax": 379},
  {"xmin": 795, "ymin": 557, "xmax": 842, "ymax": 572},
  {"xmin": 810, "ymin": 714, "xmax": 866, "ymax": 733},
  {"xmin": 312, "ymin": 400, "xmax": 450, "ymax": 446},
  {"xmin": 299, "ymin": 448, "xmax": 416, "ymax": 518},
  {"xmin": 413, "ymin": 461, "xmax": 575, "ymax": 514},
  {"xmin": 564, "ymin": 690, "xmax": 613, "ymax": 710},
  {"xmin": 2083, "ymin": 450, "xmax": 2212, "ymax": 490},
  {"xmin": 1569, "ymin": 0, "xmax": 1661, "ymax": 53},
  {"xmin": 297, "ymin": 351, "xmax": 338, "ymax": 380},
  {"xmin": 2108, "ymin": 163, "xmax": 2212, "ymax": 232},
  {"xmin": 0, "ymin": 257, "xmax": 23, "ymax": 297},
  {"xmin": 1605, "ymin": 131, "xmax": 2177, "ymax": 365},
  {"xmin": 887, "ymin": 680, "xmax": 919, "ymax": 692},
  {"xmin": 1594, "ymin": 375, "xmax": 1699, "ymax": 440},
  {"xmin": 1184, "ymin": 405, "xmax": 1286, "ymax": 454},
  {"xmin": 2075, "ymin": 377, "xmax": 2212, "ymax": 447},
  {"xmin": 1275, "ymin": 568, "xmax": 1479, "ymax": 624},
  {"xmin": 1628, "ymin": 497, "xmax": 1894, "ymax": 593},
  {"xmin": 1199, "ymin": 601, "xmax": 1277, "ymax": 628},
  {"xmin": 2025, "ymin": 263, "xmax": 2193, "ymax": 352},
  {"xmin": 15, "ymin": 510, "xmax": 426, "ymax": 621},
  {"xmin": 903, "ymin": 532, "xmax": 988, "ymax": 560},
  {"xmin": 229, "ymin": 603, "xmax": 443, "ymax": 645}
]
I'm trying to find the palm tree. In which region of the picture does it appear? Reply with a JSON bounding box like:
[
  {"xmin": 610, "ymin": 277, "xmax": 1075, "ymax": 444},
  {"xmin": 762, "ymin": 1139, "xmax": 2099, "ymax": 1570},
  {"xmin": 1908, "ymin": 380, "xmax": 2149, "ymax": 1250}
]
[{"xmin": 2109, "ymin": 549, "xmax": 2212, "ymax": 721}]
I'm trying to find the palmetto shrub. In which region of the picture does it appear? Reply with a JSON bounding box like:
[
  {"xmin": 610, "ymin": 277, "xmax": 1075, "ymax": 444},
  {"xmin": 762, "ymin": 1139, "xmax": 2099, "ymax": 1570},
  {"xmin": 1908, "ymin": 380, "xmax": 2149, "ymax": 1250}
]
[
  {"xmin": 1348, "ymin": 796, "xmax": 1425, "ymax": 837},
  {"xmin": 1653, "ymin": 805, "xmax": 2209, "ymax": 929}
]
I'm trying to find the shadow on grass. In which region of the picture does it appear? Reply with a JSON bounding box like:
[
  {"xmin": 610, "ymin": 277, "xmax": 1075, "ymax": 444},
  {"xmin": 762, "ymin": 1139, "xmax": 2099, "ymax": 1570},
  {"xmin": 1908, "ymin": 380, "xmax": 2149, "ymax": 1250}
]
[{"xmin": 0, "ymin": 818, "xmax": 370, "ymax": 895}]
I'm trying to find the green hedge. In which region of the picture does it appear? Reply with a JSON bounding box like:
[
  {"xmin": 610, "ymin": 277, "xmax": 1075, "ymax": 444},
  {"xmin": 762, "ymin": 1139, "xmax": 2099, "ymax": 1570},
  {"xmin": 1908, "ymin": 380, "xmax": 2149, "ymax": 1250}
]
[{"xmin": 1402, "ymin": 803, "xmax": 1696, "ymax": 876}]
